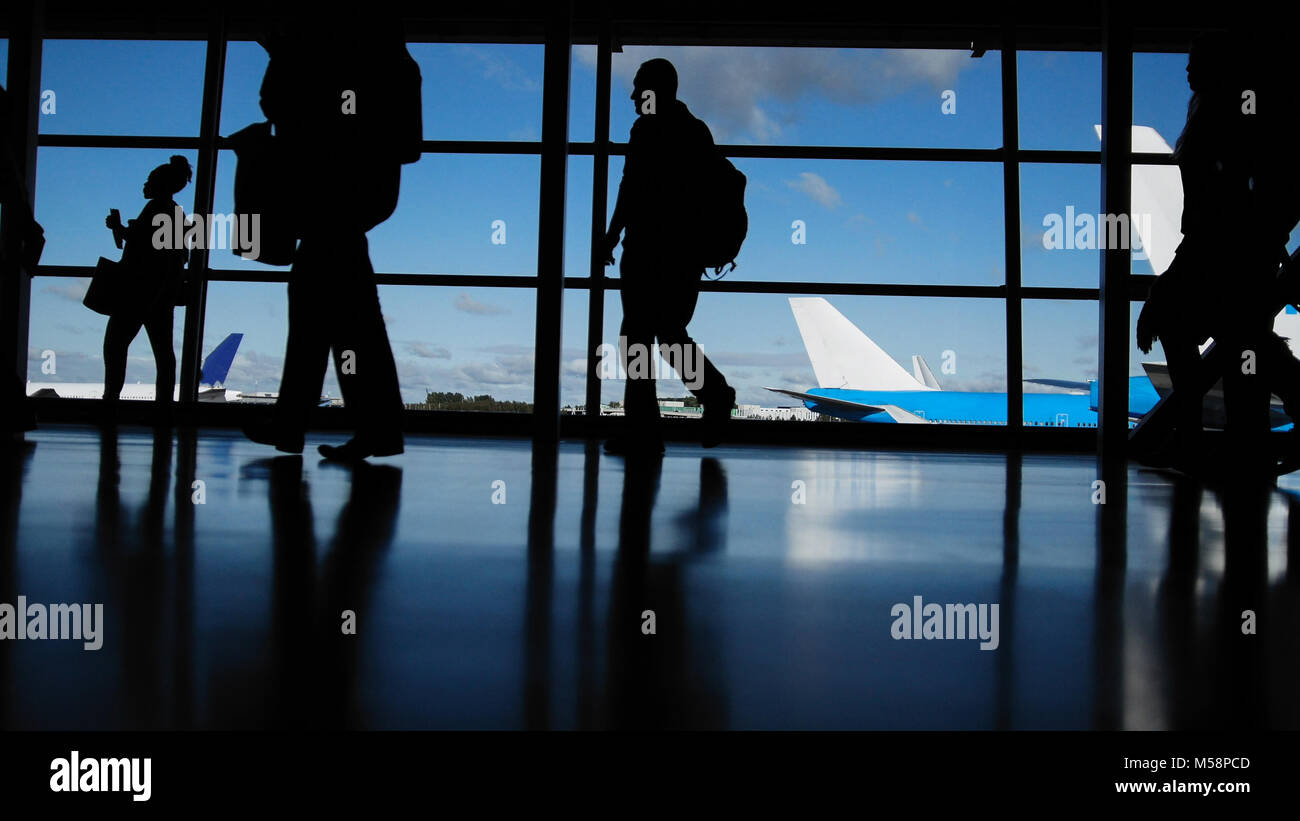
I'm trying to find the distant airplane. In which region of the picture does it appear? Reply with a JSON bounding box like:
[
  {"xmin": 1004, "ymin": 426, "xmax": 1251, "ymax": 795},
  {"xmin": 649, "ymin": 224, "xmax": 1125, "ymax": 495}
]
[
  {"xmin": 28, "ymin": 333, "xmax": 244, "ymax": 402},
  {"xmin": 768, "ymin": 125, "xmax": 1299, "ymax": 428}
]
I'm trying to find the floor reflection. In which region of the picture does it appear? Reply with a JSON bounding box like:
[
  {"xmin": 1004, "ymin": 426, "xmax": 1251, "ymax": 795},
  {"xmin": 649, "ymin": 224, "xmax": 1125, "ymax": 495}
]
[{"xmin": 3, "ymin": 427, "xmax": 1299, "ymax": 730}]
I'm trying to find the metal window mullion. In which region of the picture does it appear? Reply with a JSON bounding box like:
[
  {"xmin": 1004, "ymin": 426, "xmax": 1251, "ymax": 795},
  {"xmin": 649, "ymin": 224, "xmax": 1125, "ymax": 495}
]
[
  {"xmin": 531, "ymin": 4, "xmax": 571, "ymax": 440},
  {"xmin": 178, "ymin": 14, "xmax": 226, "ymax": 403},
  {"xmin": 583, "ymin": 20, "xmax": 612, "ymax": 419},
  {"xmin": 1001, "ymin": 25, "xmax": 1023, "ymax": 439}
]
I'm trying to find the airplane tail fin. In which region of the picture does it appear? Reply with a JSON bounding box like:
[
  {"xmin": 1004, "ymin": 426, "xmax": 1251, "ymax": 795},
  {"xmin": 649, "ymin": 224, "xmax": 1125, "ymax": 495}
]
[
  {"xmin": 788, "ymin": 297, "xmax": 930, "ymax": 391},
  {"xmin": 200, "ymin": 333, "xmax": 243, "ymax": 387},
  {"xmin": 1094, "ymin": 124, "xmax": 1182, "ymax": 275},
  {"xmin": 912, "ymin": 355, "xmax": 941, "ymax": 389}
]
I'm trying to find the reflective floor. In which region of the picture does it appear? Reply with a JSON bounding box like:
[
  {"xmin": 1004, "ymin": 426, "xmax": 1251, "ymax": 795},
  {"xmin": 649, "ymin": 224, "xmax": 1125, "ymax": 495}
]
[{"xmin": 2, "ymin": 425, "xmax": 1298, "ymax": 730}]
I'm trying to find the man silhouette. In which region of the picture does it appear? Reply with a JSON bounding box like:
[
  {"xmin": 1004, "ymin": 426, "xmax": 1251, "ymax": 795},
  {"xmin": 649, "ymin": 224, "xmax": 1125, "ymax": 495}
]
[
  {"xmin": 243, "ymin": 14, "xmax": 420, "ymax": 461},
  {"xmin": 603, "ymin": 58, "xmax": 735, "ymax": 456}
]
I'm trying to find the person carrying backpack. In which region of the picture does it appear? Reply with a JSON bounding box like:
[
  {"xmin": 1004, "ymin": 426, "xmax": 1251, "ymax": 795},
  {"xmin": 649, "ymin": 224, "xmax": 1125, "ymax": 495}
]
[
  {"xmin": 242, "ymin": 11, "xmax": 421, "ymax": 462},
  {"xmin": 602, "ymin": 58, "xmax": 739, "ymax": 457}
]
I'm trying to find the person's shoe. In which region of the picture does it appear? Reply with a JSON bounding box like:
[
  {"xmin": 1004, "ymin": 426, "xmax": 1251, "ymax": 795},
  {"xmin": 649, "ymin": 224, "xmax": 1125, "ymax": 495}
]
[
  {"xmin": 317, "ymin": 434, "xmax": 403, "ymax": 462},
  {"xmin": 701, "ymin": 386, "xmax": 737, "ymax": 448},
  {"xmin": 603, "ymin": 435, "xmax": 665, "ymax": 458},
  {"xmin": 242, "ymin": 423, "xmax": 304, "ymax": 455}
]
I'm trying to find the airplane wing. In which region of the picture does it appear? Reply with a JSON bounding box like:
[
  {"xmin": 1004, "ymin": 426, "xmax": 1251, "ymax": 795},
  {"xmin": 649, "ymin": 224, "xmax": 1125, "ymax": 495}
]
[{"xmin": 765, "ymin": 387, "xmax": 931, "ymax": 423}]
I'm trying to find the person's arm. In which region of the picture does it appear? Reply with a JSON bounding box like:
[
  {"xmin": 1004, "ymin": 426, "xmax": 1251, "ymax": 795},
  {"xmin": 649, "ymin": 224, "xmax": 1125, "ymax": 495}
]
[{"xmin": 604, "ymin": 120, "xmax": 643, "ymax": 263}]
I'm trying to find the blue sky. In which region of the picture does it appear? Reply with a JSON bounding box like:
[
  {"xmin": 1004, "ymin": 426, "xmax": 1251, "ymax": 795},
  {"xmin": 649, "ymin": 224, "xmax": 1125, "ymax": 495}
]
[{"xmin": 12, "ymin": 37, "xmax": 1279, "ymax": 410}]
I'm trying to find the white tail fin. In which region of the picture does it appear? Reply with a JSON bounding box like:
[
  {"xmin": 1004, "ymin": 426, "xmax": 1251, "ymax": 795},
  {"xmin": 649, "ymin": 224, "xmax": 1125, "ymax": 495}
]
[
  {"xmin": 1094, "ymin": 124, "xmax": 1182, "ymax": 275},
  {"xmin": 788, "ymin": 297, "xmax": 931, "ymax": 391},
  {"xmin": 912, "ymin": 355, "xmax": 941, "ymax": 389}
]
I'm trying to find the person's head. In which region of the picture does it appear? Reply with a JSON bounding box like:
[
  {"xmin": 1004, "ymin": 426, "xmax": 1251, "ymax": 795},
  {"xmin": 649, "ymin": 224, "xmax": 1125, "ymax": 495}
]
[
  {"xmin": 631, "ymin": 58, "xmax": 677, "ymax": 114},
  {"xmin": 144, "ymin": 155, "xmax": 192, "ymax": 199},
  {"xmin": 1186, "ymin": 31, "xmax": 1242, "ymax": 96}
]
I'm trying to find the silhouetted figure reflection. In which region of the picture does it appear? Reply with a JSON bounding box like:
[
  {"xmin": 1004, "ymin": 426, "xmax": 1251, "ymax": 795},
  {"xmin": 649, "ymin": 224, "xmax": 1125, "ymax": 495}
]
[
  {"xmin": 87, "ymin": 428, "xmax": 177, "ymax": 727},
  {"xmin": 603, "ymin": 59, "xmax": 735, "ymax": 457},
  {"xmin": 602, "ymin": 457, "xmax": 729, "ymax": 729},
  {"xmin": 0, "ymin": 436, "xmax": 36, "ymax": 726},
  {"xmin": 101, "ymin": 156, "xmax": 191, "ymax": 422},
  {"xmin": 255, "ymin": 455, "xmax": 316, "ymax": 728},
  {"xmin": 243, "ymin": 15, "xmax": 421, "ymax": 462},
  {"xmin": 248, "ymin": 456, "xmax": 402, "ymax": 728},
  {"xmin": 316, "ymin": 462, "xmax": 402, "ymax": 727},
  {"xmin": 1155, "ymin": 475, "xmax": 1202, "ymax": 728}
]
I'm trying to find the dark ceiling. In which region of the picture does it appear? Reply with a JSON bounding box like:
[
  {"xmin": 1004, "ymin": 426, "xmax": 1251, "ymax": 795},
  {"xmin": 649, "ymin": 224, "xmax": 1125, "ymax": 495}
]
[{"xmin": 1, "ymin": 1, "xmax": 1285, "ymax": 53}]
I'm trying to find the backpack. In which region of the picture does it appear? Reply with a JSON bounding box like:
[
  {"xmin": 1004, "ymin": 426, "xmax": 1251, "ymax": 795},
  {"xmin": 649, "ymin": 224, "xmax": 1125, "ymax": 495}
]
[{"xmin": 697, "ymin": 149, "xmax": 747, "ymax": 279}]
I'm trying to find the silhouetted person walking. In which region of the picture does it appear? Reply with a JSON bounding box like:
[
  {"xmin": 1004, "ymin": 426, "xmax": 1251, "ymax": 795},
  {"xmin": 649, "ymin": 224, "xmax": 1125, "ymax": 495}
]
[
  {"xmin": 101, "ymin": 155, "xmax": 191, "ymax": 421},
  {"xmin": 243, "ymin": 14, "xmax": 421, "ymax": 461},
  {"xmin": 603, "ymin": 58, "xmax": 735, "ymax": 457},
  {"xmin": 0, "ymin": 84, "xmax": 45, "ymax": 437},
  {"xmin": 1136, "ymin": 32, "xmax": 1291, "ymax": 477}
]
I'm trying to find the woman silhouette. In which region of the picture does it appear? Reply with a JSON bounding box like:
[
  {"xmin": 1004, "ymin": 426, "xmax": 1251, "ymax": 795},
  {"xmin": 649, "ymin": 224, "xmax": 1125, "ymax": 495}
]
[{"xmin": 101, "ymin": 155, "xmax": 192, "ymax": 420}]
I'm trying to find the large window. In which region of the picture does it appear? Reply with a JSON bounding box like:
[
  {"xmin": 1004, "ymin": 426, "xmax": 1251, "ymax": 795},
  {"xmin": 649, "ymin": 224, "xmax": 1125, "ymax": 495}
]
[{"xmin": 16, "ymin": 28, "xmax": 1177, "ymax": 430}]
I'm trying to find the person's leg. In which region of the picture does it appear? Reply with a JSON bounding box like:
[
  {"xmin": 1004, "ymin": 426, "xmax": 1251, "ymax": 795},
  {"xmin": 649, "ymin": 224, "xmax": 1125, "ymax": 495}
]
[
  {"xmin": 1160, "ymin": 327, "xmax": 1208, "ymax": 463},
  {"xmin": 260, "ymin": 239, "xmax": 331, "ymax": 451},
  {"xmin": 611, "ymin": 253, "xmax": 663, "ymax": 453},
  {"xmin": 1222, "ymin": 327, "xmax": 1274, "ymax": 479},
  {"xmin": 655, "ymin": 272, "xmax": 730, "ymax": 406},
  {"xmin": 619, "ymin": 288, "xmax": 662, "ymax": 443},
  {"xmin": 325, "ymin": 233, "xmax": 403, "ymax": 453},
  {"xmin": 103, "ymin": 311, "xmax": 144, "ymax": 406},
  {"xmin": 654, "ymin": 270, "xmax": 734, "ymax": 446},
  {"xmin": 142, "ymin": 304, "xmax": 176, "ymax": 414}
]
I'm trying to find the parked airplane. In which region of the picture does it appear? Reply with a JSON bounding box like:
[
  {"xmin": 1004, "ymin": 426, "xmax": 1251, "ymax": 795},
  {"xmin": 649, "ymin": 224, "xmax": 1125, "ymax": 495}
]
[
  {"xmin": 767, "ymin": 125, "xmax": 1299, "ymax": 427},
  {"xmin": 27, "ymin": 333, "xmax": 244, "ymax": 402}
]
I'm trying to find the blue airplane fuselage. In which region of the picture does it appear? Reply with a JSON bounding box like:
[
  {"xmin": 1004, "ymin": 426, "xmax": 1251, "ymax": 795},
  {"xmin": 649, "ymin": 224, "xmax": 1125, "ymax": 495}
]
[{"xmin": 801, "ymin": 376, "xmax": 1162, "ymax": 426}]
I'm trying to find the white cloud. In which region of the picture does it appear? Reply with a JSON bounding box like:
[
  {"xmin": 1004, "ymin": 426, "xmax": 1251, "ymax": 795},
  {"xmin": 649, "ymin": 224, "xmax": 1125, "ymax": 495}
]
[
  {"xmin": 583, "ymin": 46, "xmax": 971, "ymax": 142},
  {"xmin": 786, "ymin": 172, "xmax": 842, "ymax": 209},
  {"xmin": 455, "ymin": 292, "xmax": 510, "ymax": 316}
]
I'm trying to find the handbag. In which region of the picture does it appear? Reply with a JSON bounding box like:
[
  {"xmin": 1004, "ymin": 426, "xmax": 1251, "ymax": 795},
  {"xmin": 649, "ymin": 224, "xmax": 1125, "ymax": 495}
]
[
  {"xmin": 229, "ymin": 121, "xmax": 298, "ymax": 265},
  {"xmin": 83, "ymin": 256, "xmax": 124, "ymax": 316}
]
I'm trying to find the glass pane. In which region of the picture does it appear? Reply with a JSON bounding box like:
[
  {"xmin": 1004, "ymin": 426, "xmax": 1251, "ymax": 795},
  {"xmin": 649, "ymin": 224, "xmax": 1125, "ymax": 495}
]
[
  {"xmin": 209, "ymin": 149, "xmax": 545, "ymax": 277},
  {"xmin": 1133, "ymin": 51, "xmax": 1192, "ymax": 151},
  {"xmin": 202, "ymin": 283, "xmax": 536, "ymax": 407},
  {"xmin": 604, "ymin": 46, "xmax": 1002, "ymax": 147},
  {"xmin": 384, "ymin": 285, "xmax": 536, "ymax": 407},
  {"xmin": 26, "ymin": 276, "xmax": 184, "ymax": 394},
  {"xmin": 371, "ymin": 154, "xmax": 540, "ymax": 275},
  {"xmin": 409, "ymin": 43, "xmax": 543, "ymax": 141},
  {"xmin": 219, "ymin": 40, "xmax": 270, "ymax": 138},
  {"xmin": 34, "ymin": 147, "xmax": 200, "ymax": 267},
  {"xmin": 202, "ymin": 281, "xmax": 289, "ymax": 397},
  {"xmin": 39, "ymin": 39, "xmax": 206, "ymax": 136},
  {"xmin": 1018, "ymin": 51, "xmax": 1101, "ymax": 151},
  {"xmin": 605, "ymin": 155, "xmax": 1004, "ymax": 286},
  {"xmin": 589, "ymin": 290, "xmax": 1007, "ymax": 423},
  {"xmin": 1019, "ymin": 163, "xmax": 1100, "ymax": 288}
]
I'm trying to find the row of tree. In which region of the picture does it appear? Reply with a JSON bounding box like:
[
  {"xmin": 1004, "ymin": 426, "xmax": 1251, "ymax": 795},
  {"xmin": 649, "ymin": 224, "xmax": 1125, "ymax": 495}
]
[{"xmin": 410, "ymin": 391, "xmax": 534, "ymax": 412}]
